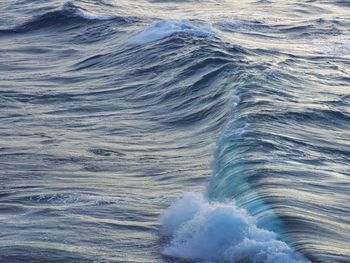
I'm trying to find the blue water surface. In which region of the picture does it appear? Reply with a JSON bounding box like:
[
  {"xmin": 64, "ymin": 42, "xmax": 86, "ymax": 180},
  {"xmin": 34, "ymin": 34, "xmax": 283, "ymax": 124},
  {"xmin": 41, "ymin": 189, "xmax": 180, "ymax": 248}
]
[{"xmin": 0, "ymin": 1, "xmax": 350, "ymax": 262}]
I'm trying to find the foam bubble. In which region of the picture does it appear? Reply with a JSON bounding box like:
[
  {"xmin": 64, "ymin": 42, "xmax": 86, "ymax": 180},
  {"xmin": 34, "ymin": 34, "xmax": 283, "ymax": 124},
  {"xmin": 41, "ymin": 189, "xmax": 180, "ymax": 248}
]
[
  {"xmin": 160, "ymin": 192, "xmax": 310, "ymax": 263},
  {"xmin": 129, "ymin": 20, "xmax": 214, "ymax": 45},
  {"xmin": 28, "ymin": 193, "xmax": 130, "ymax": 206}
]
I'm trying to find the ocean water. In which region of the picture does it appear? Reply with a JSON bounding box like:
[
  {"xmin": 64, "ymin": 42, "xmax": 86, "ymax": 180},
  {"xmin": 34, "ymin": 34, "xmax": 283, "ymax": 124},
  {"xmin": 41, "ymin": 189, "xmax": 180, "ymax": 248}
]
[{"xmin": 0, "ymin": 0, "xmax": 349, "ymax": 262}]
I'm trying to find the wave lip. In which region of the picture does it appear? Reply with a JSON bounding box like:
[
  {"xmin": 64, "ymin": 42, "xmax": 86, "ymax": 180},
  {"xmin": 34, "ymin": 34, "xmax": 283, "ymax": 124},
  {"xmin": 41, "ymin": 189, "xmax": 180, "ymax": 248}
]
[
  {"xmin": 129, "ymin": 20, "xmax": 215, "ymax": 45},
  {"xmin": 161, "ymin": 193, "xmax": 310, "ymax": 263}
]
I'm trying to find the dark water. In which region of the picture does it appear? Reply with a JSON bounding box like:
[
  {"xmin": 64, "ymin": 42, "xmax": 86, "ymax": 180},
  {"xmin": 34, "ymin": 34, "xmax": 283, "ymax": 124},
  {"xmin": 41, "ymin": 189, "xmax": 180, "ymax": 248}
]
[{"xmin": 1, "ymin": 1, "xmax": 350, "ymax": 262}]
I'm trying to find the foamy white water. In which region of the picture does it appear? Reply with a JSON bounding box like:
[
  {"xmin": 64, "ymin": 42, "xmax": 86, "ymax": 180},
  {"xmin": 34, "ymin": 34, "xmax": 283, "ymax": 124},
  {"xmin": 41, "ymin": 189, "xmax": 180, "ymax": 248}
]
[{"xmin": 161, "ymin": 193, "xmax": 310, "ymax": 263}]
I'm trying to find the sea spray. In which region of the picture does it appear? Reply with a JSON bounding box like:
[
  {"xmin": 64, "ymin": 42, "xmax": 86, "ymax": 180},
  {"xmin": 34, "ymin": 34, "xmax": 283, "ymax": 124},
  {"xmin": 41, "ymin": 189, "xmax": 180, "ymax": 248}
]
[{"xmin": 161, "ymin": 192, "xmax": 310, "ymax": 263}]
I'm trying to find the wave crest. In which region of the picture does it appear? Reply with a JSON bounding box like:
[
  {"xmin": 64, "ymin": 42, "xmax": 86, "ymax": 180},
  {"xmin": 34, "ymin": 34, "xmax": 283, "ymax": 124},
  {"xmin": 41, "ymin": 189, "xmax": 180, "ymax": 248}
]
[
  {"xmin": 129, "ymin": 20, "xmax": 215, "ymax": 45},
  {"xmin": 0, "ymin": 1, "xmax": 125, "ymax": 34}
]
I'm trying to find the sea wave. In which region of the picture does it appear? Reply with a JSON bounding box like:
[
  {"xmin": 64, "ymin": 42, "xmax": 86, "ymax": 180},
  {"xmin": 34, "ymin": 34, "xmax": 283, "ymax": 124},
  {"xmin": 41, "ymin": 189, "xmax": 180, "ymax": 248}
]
[{"xmin": 0, "ymin": 1, "xmax": 130, "ymax": 34}]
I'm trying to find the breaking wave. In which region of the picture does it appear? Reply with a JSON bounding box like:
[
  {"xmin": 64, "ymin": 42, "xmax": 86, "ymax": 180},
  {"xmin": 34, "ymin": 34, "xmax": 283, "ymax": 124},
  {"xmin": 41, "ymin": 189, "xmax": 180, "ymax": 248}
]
[
  {"xmin": 129, "ymin": 20, "xmax": 215, "ymax": 45},
  {"xmin": 161, "ymin": 193, "xmax": 310, "ymax": 263}
]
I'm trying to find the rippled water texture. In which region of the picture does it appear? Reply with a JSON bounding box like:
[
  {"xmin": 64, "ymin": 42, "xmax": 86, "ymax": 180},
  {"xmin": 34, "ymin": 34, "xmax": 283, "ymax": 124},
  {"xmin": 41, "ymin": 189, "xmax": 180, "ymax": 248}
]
[{"xmin": 1, "ymin": 1, "xmax": 349, "ymax": 262}]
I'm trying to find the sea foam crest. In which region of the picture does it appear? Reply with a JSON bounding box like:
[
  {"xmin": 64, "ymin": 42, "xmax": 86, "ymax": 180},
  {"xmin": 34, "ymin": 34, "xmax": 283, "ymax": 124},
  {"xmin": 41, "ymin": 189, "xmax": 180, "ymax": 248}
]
[
  {"xmin": 161, "ymin": 193, "xmax": 310, "ymax": 263},
  {"xmin": 129, "ymin": 20, "xmax": 214, "ymax": 45}
]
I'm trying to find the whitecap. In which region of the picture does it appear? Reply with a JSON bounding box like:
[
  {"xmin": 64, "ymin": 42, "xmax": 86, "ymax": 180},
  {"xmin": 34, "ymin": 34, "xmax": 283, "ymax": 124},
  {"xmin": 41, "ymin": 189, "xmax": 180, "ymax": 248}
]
[
  {"xmin": 161, "ymin": 192, "xmax": 310, "ymax": 263},
  {"xmin": 129, "ymin": 20, "xmax": 215, "ymax": 45}
]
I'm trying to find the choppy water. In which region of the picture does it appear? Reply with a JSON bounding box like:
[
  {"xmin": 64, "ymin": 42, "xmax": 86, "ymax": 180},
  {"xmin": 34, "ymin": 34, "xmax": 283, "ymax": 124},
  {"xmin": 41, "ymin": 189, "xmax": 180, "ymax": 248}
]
[{"xmin": 1, "ymin": 1, "xmax": 350, "ymax": 262}]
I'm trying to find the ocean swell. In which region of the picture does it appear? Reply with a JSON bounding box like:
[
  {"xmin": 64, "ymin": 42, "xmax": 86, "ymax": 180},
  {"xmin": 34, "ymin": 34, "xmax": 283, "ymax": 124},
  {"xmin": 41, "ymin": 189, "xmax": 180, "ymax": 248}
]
[{"xmin": 0, "ymin": 1, "xmax": 125, "ymax": 34}]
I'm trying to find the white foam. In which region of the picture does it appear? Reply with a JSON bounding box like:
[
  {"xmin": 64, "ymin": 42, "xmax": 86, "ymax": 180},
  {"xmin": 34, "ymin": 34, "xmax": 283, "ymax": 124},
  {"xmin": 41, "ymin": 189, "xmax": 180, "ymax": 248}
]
[
  {"xmin": 129, "ymin": 20, "xmax": 214, "ymax": 45},
  {"xmin": 161, "ymin": 192, "xmax": 310, "ymax": 263},
  {"xmin": 29, "ymin": 193, "xmax": 131, "ymax": 206},
  {"xmin": 74, "ymin": 9, "xmax": 113, "ymax": 21}
]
